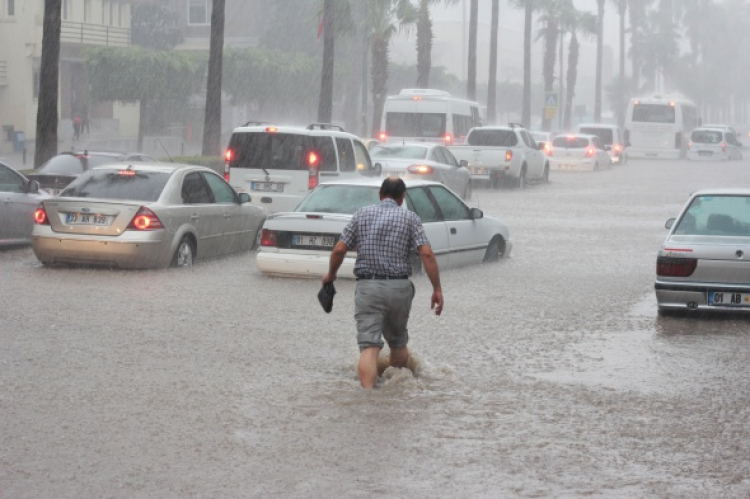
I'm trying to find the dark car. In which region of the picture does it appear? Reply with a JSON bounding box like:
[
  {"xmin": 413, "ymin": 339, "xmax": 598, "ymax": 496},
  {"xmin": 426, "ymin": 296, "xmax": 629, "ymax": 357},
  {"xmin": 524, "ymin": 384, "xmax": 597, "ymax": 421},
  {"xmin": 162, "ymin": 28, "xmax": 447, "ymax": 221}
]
[{"xmin": 26, "ymin": 151, "xmax": 158, "ymax": 195}]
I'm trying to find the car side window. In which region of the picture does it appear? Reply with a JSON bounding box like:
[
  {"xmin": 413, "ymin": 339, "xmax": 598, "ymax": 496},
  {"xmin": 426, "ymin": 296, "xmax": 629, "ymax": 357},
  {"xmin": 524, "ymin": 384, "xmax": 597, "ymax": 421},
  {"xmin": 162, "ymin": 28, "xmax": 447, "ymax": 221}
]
[
  {"xmin": 202, "ymin": 172, "xmax": 237, "ymax": 204},
  {"xmin": 335, "ymin": 138, "xmax": 356, "ymax": 172},
  {"xmin": 352, "ymin": 140, "xmax": 372, "ymax": 172},
  {"xmin": 441, "ymin": 147, "xmax": 459, "ymax": 166},
  {"xmin": 593, "ymin": 137, "xmax": 604, "ymax": 150},
  {"xmin": 0, "ymin": 164, "xmax": 25, "ymax": 193},
  {"xmin": 405, "ymin": 187, "xmax": 441, "ymax": 223},
  {"xmin": 431, "ymin": 147, "xmax": 447, "ymax": 164},
  {"xmin": 182, "ymin": 172, "xmax": 213, "ymax": 204},
  {"xmin": 520, "ymin": 131, "xmax": 532, "ymax": 148},
  {"xmin": 428, "ymin": 185, "xmax": 470, "ymax": 221},
  {"xmin": 312, "ymin": 136, "xmax": 337, "ymax": 172}
]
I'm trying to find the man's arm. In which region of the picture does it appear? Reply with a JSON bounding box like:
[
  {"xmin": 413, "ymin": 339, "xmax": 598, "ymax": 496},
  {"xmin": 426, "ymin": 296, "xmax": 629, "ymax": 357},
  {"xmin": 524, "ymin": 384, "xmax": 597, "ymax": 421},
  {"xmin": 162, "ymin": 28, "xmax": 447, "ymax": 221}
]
[
  {"xmin": 417, "ymin": 244, "xmax": 443, "ymax": 316},
  {"xmin": 322, "ymin": 240, "xmax": 349, "ymax": 284}
]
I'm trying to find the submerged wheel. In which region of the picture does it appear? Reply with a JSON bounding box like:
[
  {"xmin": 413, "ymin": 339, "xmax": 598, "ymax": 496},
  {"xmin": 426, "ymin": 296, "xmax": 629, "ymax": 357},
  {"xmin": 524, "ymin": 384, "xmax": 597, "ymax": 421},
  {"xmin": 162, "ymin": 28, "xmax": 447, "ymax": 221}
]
[
  {"xmin": 516, "ymin": 165, "xmax": 527, "ymax": 188},
  {"xmin": 172, "ymin": 236, "xmax": 195, "ymax": 267},
  {"xmin": 463, "ymin": 181, "xmax": 472, "ymax": 200},
  {"xmin": 483, "ymin": 236, "xmax": 506, "ymax": 263},
  {"xmin": 542, "ymin": 163, "xmax": 550, "ymax": 183}
]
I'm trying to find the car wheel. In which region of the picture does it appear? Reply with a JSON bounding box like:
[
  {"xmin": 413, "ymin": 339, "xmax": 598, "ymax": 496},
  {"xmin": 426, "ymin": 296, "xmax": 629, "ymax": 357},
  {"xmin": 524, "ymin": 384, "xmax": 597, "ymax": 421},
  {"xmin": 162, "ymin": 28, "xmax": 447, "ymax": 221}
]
[
  {"xmin": 516, "ymin": 165, "xmax": 527, "ymax": 189},
  {"xmin": 594, "ymin": 162, "xmax": 600, "ymax": 171},
  {"xmin": 542, "ymin": 163, "xmax": 550, "ymax": 183},
  {"xmin": 491, "ymin": 171, "xmax": 502, "ymax": 189},
  {"xmin": 462, "ymin": 181, "xmax": 472, "ymax": 200},
  {"xmin": 483, "ymin": 236, "xmax": 506, "ymax": 263},
  {"xmin": 172, "ymin": 236, "xmax": 195, "ymax": 267}
]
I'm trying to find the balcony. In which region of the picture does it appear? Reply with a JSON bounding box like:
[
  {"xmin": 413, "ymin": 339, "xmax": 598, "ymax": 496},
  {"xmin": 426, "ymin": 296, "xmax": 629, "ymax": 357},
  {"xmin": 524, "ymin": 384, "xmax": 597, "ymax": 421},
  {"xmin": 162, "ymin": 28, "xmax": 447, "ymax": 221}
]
[{"xmin": 61, "ymin": 21, "xmax": 130, "ymax": 47}]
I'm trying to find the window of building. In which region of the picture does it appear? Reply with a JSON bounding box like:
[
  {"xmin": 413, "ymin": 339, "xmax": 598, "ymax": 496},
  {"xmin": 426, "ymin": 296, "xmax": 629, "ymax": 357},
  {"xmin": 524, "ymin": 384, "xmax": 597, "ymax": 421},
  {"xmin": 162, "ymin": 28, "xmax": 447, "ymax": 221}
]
[
  {"xmin": 102, "ymin": 0, "xmax": 107, "ymax": 25},
  {"xmin": 83, "ymin": 0, "xmax": 91, "ymax": 22},
  {"xmin": 109, "ymin": 0, "xmax": 114, "ymax": 25},
  {"xmin": 62, "ymin": 0, "xmax": 69, "ymax": 20},
  {"xmin": 6, "ymin": 0, "xmax": 15, "ymax": 17},
  {"xmin": 188, "ymin": 0, "xmax": 211, "ymax": 25}
]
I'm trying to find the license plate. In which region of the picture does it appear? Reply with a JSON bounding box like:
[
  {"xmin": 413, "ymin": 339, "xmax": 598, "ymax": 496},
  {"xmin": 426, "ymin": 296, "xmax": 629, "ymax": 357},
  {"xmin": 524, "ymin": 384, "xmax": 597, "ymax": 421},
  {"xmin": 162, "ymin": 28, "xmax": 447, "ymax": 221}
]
[
  {"xmin": 66, "ymin": 212, "xmax": 109, "ymax": 225},
  {"xmin": 708, "ymin": 291, "xmax": 750, "ymax": 307},
  {"xmin": 292, "ymin": 234, "xmax": 335, "ymax": 247},
  {"xmin": 470, "ymin": 167, "xmax": 487, "ymax": 175},
  {"xmin": 251, "ymin": 182, "xmax": 283, "ymax": 192},
  {"xmin": 698, "ymin": 151, "xmax": 713, "ymax": 156}
]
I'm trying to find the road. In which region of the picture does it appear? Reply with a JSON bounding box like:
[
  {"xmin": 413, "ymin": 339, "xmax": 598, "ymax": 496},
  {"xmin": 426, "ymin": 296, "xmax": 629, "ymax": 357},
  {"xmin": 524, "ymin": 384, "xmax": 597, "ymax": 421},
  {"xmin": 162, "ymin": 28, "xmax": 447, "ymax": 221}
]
[{"xmin": 2, "ymin": 158, "xmax": 749, "ymax": 498}]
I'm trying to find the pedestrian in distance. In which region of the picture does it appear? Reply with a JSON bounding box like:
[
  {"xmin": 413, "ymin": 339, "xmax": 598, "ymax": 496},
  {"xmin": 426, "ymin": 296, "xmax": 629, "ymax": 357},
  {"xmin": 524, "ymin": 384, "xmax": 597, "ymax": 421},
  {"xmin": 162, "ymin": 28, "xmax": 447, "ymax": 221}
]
[
  {"xmin": 72, "ymin": 113, "xmax": 82, "ymax": 141},
  {"xmin": 322, "ymin": 177, "xmax": 443, "ymax": 389}
]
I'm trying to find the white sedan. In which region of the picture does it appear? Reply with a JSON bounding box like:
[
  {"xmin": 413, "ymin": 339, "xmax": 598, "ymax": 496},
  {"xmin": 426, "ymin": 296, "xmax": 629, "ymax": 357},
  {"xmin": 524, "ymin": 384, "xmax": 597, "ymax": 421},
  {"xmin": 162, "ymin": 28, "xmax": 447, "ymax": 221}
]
[
  {"xmin": 256, "ymin": 179, "xmax": 512, "ymax": 278},
  {"xmin": 548, "ymin": 134, "xmax": 611, "ymax": 171}
]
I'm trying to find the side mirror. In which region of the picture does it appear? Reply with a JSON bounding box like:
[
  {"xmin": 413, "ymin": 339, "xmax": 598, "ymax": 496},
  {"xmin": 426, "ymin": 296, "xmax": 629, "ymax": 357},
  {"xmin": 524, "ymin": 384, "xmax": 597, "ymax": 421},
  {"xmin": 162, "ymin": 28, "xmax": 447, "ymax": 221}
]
[
  {"xmin": 239, "ymin": 192, "xmax": 252, "ymax": 204},
  {"xmin": 470, "ymin": 207, "xmax": 483, "ymax": 220},
  {"xmin": 537, "ymin": 143, "xmax": 545, "ymax": 150},
  {"xmin": 28, "ymin": 179, "xmax": 40, "ymax": 194},
  {"xmin": 459, "ymin": 159, "xmax": 469, "ymax": 167},
  {"xmin": 370, "ymin": 162, "xmax": 382, "ymax": 176},
  {"xmin": 665, "ymin": 218, "xmax": 675, "ymax": 230},
  {"xmin": 605, "ymin": 145, "xmax": 612, "ymax": 151}
]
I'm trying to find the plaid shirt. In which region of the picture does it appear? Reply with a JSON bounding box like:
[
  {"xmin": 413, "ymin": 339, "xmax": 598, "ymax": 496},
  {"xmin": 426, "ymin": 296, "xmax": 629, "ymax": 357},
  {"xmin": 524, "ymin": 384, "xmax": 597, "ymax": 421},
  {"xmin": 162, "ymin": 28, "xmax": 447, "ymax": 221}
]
[{"xmin": 339, "ymin": 198, "xmax": 430, "ymax": 277}]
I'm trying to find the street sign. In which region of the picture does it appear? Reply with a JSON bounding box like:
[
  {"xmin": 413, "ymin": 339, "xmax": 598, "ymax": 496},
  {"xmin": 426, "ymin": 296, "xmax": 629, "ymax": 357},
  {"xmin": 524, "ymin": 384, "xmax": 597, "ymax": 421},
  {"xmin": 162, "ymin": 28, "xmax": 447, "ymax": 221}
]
[
  {"xmin": 544, "ymin": 107, "xmax": 557, "ymax": 120},
  {"xmin": 545, "ymin": 92, "xmax": 558, "ymax": 108}
]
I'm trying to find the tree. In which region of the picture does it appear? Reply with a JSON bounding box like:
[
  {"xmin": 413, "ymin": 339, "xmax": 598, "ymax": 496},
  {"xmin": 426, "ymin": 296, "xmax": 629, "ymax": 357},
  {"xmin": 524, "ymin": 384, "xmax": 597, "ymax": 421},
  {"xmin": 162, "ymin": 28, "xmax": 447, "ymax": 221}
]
[
  {"xmin": 318, "ymin": 0, "xmax": 335, "ymax": 122},
  {"xmin": 487, "ymin": 0, "xmax": 500, "ymax": 124},
  {"xmin": 34, "ymin": 0, "xmax": 62, "ymax": 168},
  {"xmin": 611, "ymin": 0, "xmax": 627, "ymax": 79},
  {"xmin": 628, "ymin": 0, "xmax": 648, "ymax": 92},
  {"xmin": 415, "ymin": 0, "xmax": 458, "ymax": 89},
  {"xmin": 131, "ymin": 3, "xmax": 182, "ymax": 50},
  {"xmin": 561, "ymin": 6, "xmax": 596, "ymax": 129},
  {"xmin": 467, "ymin": 0, "xmax": 478, "ymax": 100},
  {"xmin": 537, "ymin": 0, "xmax": 562, "ymax": 131},
  {"xmin": 510, "ymin": 0, "xmax": 536, "ymax": 128},
  {"xmin": 594, "ymin": 0, "xmax": 605, "ymax": 122},
  {"xmin": 202, "ymin": 0, "xmax": 225, "ymax": 157}
]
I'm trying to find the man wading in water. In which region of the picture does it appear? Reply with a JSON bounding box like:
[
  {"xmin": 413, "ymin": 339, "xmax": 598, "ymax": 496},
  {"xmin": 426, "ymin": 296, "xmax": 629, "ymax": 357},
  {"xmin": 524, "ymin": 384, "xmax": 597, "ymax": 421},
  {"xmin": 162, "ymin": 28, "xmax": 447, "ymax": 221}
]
[{"xmin": 322, "ymin": 177, "xmax": 443, "ymax": 389}]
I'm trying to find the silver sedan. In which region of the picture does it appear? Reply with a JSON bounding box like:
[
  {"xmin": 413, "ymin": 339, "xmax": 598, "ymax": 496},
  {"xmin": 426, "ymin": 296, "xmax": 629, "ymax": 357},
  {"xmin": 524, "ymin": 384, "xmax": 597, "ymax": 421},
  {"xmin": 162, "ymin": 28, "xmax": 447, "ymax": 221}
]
[
  {"xmin": 32, "ymin": 163, "xmax": 266, "ymax": 269},
  {"xmin": 369, "ymin": 143, "xmax": 473, "ymax": 200},
  {"xmin": 0, "ymin": 160, "xmax": 50, "ymax": 246},
  {"xmin": 655, "ymin": 188, "xmax": 750, "ymax": 313}
]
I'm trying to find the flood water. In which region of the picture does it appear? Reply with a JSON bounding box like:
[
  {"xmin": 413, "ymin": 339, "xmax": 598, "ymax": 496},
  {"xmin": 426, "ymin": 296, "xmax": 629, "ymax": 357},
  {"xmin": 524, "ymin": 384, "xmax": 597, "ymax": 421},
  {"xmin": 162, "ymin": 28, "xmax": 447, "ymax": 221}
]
[{"xmin": 2, "ymin": 158, "xmax": 750, "ymax": 498}]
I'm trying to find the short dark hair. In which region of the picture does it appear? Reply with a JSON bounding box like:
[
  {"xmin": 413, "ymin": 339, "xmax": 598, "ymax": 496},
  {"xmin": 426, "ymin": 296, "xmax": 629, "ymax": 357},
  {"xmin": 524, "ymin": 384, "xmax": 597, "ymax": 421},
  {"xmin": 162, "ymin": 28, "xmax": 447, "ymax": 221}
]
[{"xmin": 380, "ymin": 176, "xmax": 406, "ymax": 199}]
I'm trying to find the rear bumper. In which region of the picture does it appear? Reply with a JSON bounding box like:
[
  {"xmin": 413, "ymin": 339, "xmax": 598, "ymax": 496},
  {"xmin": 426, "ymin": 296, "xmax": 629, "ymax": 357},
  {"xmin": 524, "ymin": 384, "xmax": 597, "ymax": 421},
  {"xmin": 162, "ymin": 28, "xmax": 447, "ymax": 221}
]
[
  {"xmin": 256, "ymin": 249, "xmax": 357, "ymax": 278},
  {"xmin": 686, "ymin": 150, "xmax": 728, "ymax": 161},
  {"xmin": 655, "ymin": 280, "xmax": 750, "ymax": 312},
  {"xmin": 549, "ymin": 158, "xmax": 596, "ymax": 171},
  {"xmin": 628, "ymin": 148, "xmax": 681, "ymax": 159}
]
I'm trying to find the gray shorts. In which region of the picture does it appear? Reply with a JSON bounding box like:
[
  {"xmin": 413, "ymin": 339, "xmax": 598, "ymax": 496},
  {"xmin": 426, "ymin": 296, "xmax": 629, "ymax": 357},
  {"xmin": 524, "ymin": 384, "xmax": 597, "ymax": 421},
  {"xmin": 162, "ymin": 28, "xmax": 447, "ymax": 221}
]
[{"xmin": 354, "ymin": 279, "xmax": 416, "ymax": 351}]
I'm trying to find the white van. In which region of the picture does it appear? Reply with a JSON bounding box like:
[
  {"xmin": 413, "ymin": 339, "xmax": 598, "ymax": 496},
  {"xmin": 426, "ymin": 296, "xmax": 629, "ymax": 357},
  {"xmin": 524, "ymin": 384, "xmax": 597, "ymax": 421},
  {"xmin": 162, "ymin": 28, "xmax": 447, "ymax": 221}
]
[
  {"xmin": 223, "ymin": 123, "xmax": 372, "ymax": 213},
  {"xmin": 378, "ymin": 89, "xmax": 483, "ymax": 145}
]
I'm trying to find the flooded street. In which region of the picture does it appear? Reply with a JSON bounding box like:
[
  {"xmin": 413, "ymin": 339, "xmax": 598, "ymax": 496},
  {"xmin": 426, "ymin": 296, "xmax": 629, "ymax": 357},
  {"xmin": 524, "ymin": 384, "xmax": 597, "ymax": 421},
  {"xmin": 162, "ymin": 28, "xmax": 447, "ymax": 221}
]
[{"xmin": 2, "ymin": 158, "xmax": 750, "ymax": 498}]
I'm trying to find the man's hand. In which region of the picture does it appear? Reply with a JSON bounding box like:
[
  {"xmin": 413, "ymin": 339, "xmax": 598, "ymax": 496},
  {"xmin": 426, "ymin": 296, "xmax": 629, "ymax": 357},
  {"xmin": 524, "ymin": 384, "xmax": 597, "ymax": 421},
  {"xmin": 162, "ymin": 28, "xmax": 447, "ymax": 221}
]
[
  {"xmin": 418, "ymin": 244, "xmax": 443, "ymax": 316},
  {"xmin": 321, "ymin": 272, "xmax": 336, "ymax": 285},
  {"xmin": 431, "ymin": 289, "xmax": 444, "ymax": 316},
  {"xmin": 323, "ymin": 241, "xmax": 349, "ymax": 285}
]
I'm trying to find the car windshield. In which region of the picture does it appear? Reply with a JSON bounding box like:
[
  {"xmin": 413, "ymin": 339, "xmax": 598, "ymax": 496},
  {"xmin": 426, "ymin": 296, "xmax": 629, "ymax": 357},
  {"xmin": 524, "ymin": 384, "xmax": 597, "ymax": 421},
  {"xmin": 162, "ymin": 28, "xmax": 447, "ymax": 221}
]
[
  {"xmin": 579, "ymin": 127, "xmax": 614, "ymax": 145},
  {"xmin": 60, "ymin": 169, "xmax": 171, "ymax": 202},
  {"xmin": 295, "ymin": 185, "xmax": 381, "ymax": 214},
  {"xmin": 369, "ymin": 145, "xmax": 428, "ymax": 159},
  {"xmin": 467, "ymin": 129, "xmax": 517, "ymax": 147},
  {"xmin": 552, "ymin": 136, "xmax": 589, "ymax": 148},
  {"xmin": 226, "ymin": 132, "xmax": 308, "ymax": 170},
  {"xmin": 673, "ymin": 195, "xmax": 750, "ymax": 237},
  {"xmin": 632, "ymin": 103, "xmax": 676, "ymax": 124},
  {"xmin": 385, "ymin": 112, "xmax": 446, "ymax": 138},
  {"xmin": 691, "ymin": 130, "xmax": 723, "ymax": 144}
]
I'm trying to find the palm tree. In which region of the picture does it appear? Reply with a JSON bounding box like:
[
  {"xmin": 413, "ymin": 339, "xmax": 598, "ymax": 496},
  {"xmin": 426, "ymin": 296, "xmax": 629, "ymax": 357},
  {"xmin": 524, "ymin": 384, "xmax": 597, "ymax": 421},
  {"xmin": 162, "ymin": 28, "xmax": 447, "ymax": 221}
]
[
  {"xmin": 537, "ymin": 0, "xmax": 563, "ymax": 131},
  {"xmin": 416, "ymin": 0, "xmax": 458, "ymax": 89},
  {"xmin": 318, "ymin": 0, "xmax": 335, "ymax": 122},
  {"xmin": 487, "ymin": 0, "xmax": 500, "ymax": 124},
  {"xmin": 594, "ymin": 0, "xmax": 605, "ymax": 122},
  {"xmin": 509, "ymin": 0, "xmax": 536, "ymax": 128},
  {"xmin": 35, "ymin": 0, "xmax": 62, "ymax": 167},
  {"xmin": 628, "ymin": 0, "xmax": 648, "ymax": 92},
  {"xmin": 561, "ymin": 7, "xmax": 597, "ymax": 129},
  {"xmin": 202, "ymin": 0, "xmax": 225, "ymax": 157},
  {"xmin": 467, "ymin": 0, "xmax": 478, "ymax": 100},
  {"xmin": 611, "ymin": 0, "xmax": 627, "ymax": 79}
]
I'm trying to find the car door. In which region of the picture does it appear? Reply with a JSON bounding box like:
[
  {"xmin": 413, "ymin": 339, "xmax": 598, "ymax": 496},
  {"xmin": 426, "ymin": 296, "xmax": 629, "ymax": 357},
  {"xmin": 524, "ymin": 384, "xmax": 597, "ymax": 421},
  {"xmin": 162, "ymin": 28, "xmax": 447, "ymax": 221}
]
[
  {"xmin": 521, "ymin": 130, "xmax": 545, "ymax": 178},
  {"xmin": 426, "ymin": 184, "xmax": 485, "ymax": 266},
  {"xmin": 404, "ymin": 186, "xmax": 450, "ymax": 270},
  {"xmin": 592, "ymin": 137, "xmax": 611, "ymax": 167},
  {"xmin": 429, "ymin": 147, "xmax": 453, "ymax": 189},
  {"xmin": 201, "ymin": 172, "xmax": 260, "ymax": 254},
  {"xmin": 181, "ymin": 171, "xmax": 225, "ymax": 259},
  {"xmin": 0, "ymin": 164, "xmax": 38, "ymax": 242}
]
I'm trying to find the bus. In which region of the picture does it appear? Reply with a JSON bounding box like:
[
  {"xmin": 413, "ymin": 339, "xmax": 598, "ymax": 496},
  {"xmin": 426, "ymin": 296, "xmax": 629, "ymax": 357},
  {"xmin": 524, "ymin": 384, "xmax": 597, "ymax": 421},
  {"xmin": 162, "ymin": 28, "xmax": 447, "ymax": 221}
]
[
  {"xmin": 624, "ymin": 96, "xmax": 700, "ymax": 159},
  {"xmin": 377, "ymin": 89, "xmax": 483, "ymax": 145}
]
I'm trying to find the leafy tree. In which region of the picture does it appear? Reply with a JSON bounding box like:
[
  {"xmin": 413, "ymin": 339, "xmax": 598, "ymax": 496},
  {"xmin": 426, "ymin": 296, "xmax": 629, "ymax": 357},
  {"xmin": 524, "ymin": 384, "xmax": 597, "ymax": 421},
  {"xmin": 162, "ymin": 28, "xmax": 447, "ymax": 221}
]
[
  {"xmin": 560, "ymin": 5, "xmax": 596, "ymax": 129},
  {"xmin": 536, "ymin": 0, "xmax": 563, "ymax": 131},
  {"xmin": 415, "ymin": 0, "xmax": 458, "ymax": 89},
  {"xmin": 611, "ymin": 0, "xmax": 627, "ymax": 79},
  {"xmin": 131, "ymin": 3, "xmax": 182, "ymax": 50},
  {"xmin": 35, "ymin": 0, "xmax": 61, "ymax": 168},
  {"xmin": 202, "ymin": 0, "xmax": 225, "ymax": 157},
  {"xmin": 509, "ymin": 0, "xmax": 537, "ymax": 128}
]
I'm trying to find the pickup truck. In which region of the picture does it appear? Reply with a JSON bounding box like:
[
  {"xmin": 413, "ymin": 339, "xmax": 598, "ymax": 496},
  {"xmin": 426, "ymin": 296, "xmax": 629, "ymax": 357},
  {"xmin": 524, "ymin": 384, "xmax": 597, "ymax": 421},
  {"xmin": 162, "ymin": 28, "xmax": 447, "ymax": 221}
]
[{"xmin": 448, "ymin": 125, "xmax": 549, "ymax": 188}]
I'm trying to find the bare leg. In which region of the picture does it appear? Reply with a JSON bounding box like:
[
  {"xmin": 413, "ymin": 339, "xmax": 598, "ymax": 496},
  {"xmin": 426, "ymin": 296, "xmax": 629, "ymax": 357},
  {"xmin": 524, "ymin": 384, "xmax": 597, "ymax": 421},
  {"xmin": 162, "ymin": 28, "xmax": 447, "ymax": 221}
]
[
  {"xmin": 389, "ymin": 346, "xmax": 409, "ymax": 369},
  {"xmin": 358, "ymin": 346, "xmax": 381, "ymax": 389}
]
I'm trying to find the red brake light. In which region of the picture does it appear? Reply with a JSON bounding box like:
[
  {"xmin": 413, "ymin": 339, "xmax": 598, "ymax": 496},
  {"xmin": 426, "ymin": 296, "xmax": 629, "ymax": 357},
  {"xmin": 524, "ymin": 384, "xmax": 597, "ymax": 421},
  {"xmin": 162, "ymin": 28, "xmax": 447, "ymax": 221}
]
[
  {"xmin": 613, "ymin": 144, "xmax": 622, "ymax": 153},
  {"xmin": 443, "ymin": 134, "xmax": 453, "ymax": 144},
  {"xmin": 544, "ymin": 143, "xmax": 553, "ymax": 156},
  {"xmin": 34, "ymin": 206, "xmax": 49, "ymax": 225},
  {"xmin": 407, "ymin": 164, "xmax": 434, "ymax": 175},
  {"xmin": 411, "ymin": 96, "xmax": 423, "ymax": 101},
  {"xmin": 656, "ymin": 257, "xmax": 697, "ymax": 277},
  {"xmin": 308, "ymin": 152, "xmax": 319, "ymax": 189},
  {"xmin": 308, "ymin": 152, "xmax": 319, "ymax": 166},
  {"xmin": 687, "ymin": 141, "xmax": 692, "ymax": 150},
  {"xmin": 378, "ymin": 132, "xmax": 387, "ymax": 141},
  {"xmin": 505, "ymin": 150, "xmax": 513, "ymax": 162},
  {"xmin": 721, "ymin": 142, "xmax": 727, "ymax": 152},
  {"xmin": 127, "ymin": 207, "xmax": 164, "ymax": 231},
  {"xmin": 118, "ymin": 169, "xmax": 136, "ymax": 176},
  {"xmin": 266, "ymin": 126, "xmax": 278, "ymax": 133},
  {"xmin": 225, "ymin": 149, "xmax": 233, "ymax": 162},
  {"xmin": 585, "ymin": 146, "xmax": 595, "ymax": 157},
  {"xmin": 260, "ymin": 229, "xmax": 277, "ymax": 247}
]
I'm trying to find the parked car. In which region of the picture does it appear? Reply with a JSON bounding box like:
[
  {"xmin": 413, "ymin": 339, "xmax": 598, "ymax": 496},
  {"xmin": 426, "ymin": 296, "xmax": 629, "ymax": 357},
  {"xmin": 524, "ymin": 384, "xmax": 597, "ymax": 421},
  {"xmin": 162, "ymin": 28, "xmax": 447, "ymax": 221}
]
[
  {"xmin": 256, "ymin": 178, "xmax": 512, "ymax": 278},
  {"xmin": 0, "ymin": 160, "xmax": 50, "ymax": 246},
  {"xmin": 529, "ymin": 130, "xmax": 555, "ymax": 156},
  {"xmin": 548, "ymin": 134, "xmax": 612, "ymax": 171},
  {"xmin": 686, "ymin": 127, "xmax": 743, "ymax": 161},
  {"xmin": 32, "ymin": 163, "xmax": 266, "ymax": 269},
  {"xmin": 26, "ymin": 150, "xmax": 158, "ymax": 195},
  {"xmin": 447, "ymin": 124, "xmax": 549, "ymax": 188},
  {"xmin": 369, "ymin": 142, "xmax": 472, "ymax": 199},
  {"xmin": 655, "ymin": 188, "xmax": 750, "ymax": 314},
  {"xmin": 575, "ymin": 123, "xmax": 629, "ymax": 164},
  {"xmin": 223, "ymin": 123, "xmax": 371, "ymax": 213}
]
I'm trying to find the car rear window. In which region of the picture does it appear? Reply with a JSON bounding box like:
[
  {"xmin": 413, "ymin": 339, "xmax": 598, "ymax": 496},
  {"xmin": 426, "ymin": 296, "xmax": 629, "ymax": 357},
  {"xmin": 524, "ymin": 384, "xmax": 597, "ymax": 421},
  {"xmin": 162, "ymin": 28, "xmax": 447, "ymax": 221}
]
[
  {"xmin": 226, "ymin": 132, "xmax": 308, "ymax": 171},
  {"xmin": 37, "ymin": 155, "xmax": 85, "ymax": 175},
  {"xmin": 553, "ymin": 136, "xmax": 589, "ymax": 148},
  {"xmin": 467, "ymin": 129, "xmax": 518, "ymax": 147},
  {"xmin": 579, "ymin": 127, "xmax": 614, "ymax": 145},
  {"xmin": 60, "ymin": 169, "xmax": 170, "ymax": 202},
  {"xmin": 674, "ymin": 195, "xmax": 750, "ymax": 236},
  {"xmin": 370, "ymin": 145, "xmax": 428, "ymax": 159},
  {"xmin": 385, "ymin": 112, "xmax": 446, "ymax": 138},
  {"xmin": 691, "ymin": 130, "xmax": 723, "ymax": 144},
  {"xmin": 295, "ymin": 185, "xmax": 381, "ymax": 214}
]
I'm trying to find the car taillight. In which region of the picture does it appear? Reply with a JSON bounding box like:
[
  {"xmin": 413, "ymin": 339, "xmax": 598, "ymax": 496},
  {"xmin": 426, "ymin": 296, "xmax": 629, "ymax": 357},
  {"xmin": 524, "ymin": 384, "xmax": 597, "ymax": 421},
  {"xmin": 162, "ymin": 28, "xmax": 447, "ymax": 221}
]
[
  {"xmin": 407, "ymin": 164, "xmax": 434, "ymax": 175},
  {"xmin": 585, "ymin": 146, "xmax": 595, "ymax": 157},
  {"xmin": 505, "ymin": 150, "xmax": 513, "ymax": 162},
  {"xmin": 378, "ymin": 132, "xmax": 387, "ymax": 141},
  {"xmin": 260, "ymin": 229, "xmax": 277, "ymax": 247},
  {"xmin": 687, "ymin": 141, "xmax": 692, "ymax": 150},
  {"xmin": 34, "ymin": 206, "xmax": 49, "ymax": 225},
  {"xmin": 545, "ymin": 144, "xmax": 553, "ymax": 157},
  {"xmin": 224, "ymin": 149, "xmax": 233, "ymax": 181},
  {"xmin": 308, "ymin": 151, "xmax": 319, "ymax": 189},
  {"xmin": 443, "ymin": 133, "xmax": 453, "ymax": 144},
  {"xmin": 613, "ymin": 144, "xmax": 622, "ymax": 153},
  {"xmin": 127, "ymin": 207, "xmax": 164, "ymax": 231},
  {"xmin": 721, "ymin": 142, "xmax": 727, "ymax": 152},
  {"xmin": 656, "ymin": 256, "xmax": 697, "ymax": 277}
]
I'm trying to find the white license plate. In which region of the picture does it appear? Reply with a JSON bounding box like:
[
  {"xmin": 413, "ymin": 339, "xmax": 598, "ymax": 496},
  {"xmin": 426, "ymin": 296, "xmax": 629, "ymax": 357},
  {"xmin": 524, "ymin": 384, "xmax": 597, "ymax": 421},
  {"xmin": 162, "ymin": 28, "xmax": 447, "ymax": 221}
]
[
  {"xmin": 709, "ymin": 291, "xmax": 750, "ymax": 307},
  {"xmin": 66, "ymin": 212, "xmax": 109, "ymax": 225},
  {"xmin": 251, "ymin": 182, "xmax": 283, "ymax": 192},
  {"xmin": 292, "ymin": 234, "xmax": 335, "ymax": 247},
  {"xmin": 470, "ymin": 167, "xmax": 487, "ymax": 175},
  {"xmin": 698, "ymin": 151, "xmax": 713, "ymax": 156}
]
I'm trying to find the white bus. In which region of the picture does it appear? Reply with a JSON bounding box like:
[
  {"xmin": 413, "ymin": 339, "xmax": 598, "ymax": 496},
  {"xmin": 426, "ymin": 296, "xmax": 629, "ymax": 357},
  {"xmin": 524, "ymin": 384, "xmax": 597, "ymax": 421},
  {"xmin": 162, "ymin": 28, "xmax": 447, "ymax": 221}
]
[
  {"xmin": 624, "ymin": 96, "xmax": 701, "ymax": 159},
  {"xmin": 378, "ymin": 89, "xmax": 483, "ymax": 145}
]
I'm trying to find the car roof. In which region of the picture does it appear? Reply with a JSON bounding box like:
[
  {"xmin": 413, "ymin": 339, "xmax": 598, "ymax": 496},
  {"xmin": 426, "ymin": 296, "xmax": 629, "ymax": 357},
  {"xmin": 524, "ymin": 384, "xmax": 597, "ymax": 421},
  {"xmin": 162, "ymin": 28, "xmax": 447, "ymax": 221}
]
[
  {"xmin": 692, "ymin": 127, "xmax": 727, "ymax": 133},
  {"xmin": 690, "ymin": 188, "xmax": 750, "ymax": 197},
  {"xmin": 319, "ymin": 177, "xmax": 442, "ymax": 188},
  {"xmin": 372, "ymin": 142, "xmax": 433, "ymax": 149},
  {"xmin": 230, "ymin": 123, "xmax": 360, "ymax": 140},
  {"xmin": 556, "ymin": 133, "xmax": 598, "ymax": 140},
  {"xmin": 577, "ymin": 123, "xmax": 619, "ymax": 129},
  {"xmin": 90, "ymin": 162, "xmax": 213, "ymax": 174}
]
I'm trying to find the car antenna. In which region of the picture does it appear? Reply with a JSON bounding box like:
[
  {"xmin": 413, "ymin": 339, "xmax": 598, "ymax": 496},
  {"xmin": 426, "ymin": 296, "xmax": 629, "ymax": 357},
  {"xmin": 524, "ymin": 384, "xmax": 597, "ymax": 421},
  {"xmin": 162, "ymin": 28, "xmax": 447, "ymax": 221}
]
[{"xmin": 157, "ymin": 137, "xmax": 175, "ymax": 162}]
